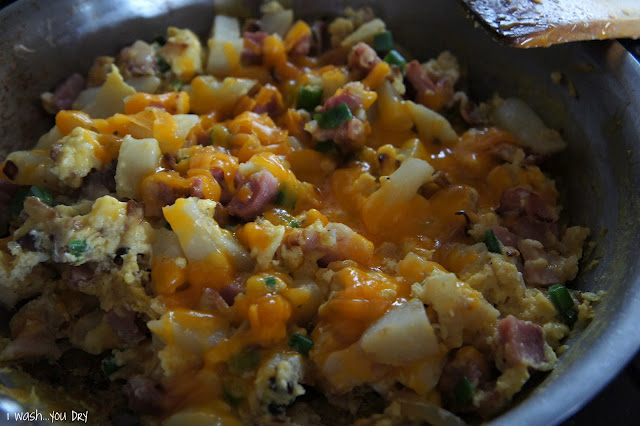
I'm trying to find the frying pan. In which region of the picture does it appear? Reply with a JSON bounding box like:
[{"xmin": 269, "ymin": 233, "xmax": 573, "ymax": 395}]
[{"xmin": 0, "ymin": 0, "xmax": 639, "ymax": 424}]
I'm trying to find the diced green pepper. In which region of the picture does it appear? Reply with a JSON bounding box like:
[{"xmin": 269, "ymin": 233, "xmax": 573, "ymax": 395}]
[
  {"xmin": 69, "ymin": 239, "xmax": 88, "ymax": 257},
  {"xmin": 453, "ymin": 376, "xmax": 475, "ymax": 405},
  {"xmin": 383, "ymin": 50, "xmax": 407, "ymax": 70},
  {"xmin": 483, "ymin": 229, "xmax": 502, "ymax": 254},
  {"xmin": 288, "ymin": 333, "xmax": 313, "ymax": 356},
  {"xmin": 314, "ymin": 103, "xmax": 353, "ymax": 129},
  {"xmin": 297, "ymin": 85, "xmax": 323, "ymax": 111},
  {"xmin": 373, "ymin": 31, "xmax": 393, "ymax": 54},
  {"xmin": 170, "ymin": 81, "xmax": 184, "ymax": 91}
]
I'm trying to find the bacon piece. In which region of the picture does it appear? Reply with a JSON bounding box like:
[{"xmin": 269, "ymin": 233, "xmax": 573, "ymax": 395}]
[
  {"xmin": 309, "ymin": 20, "xmax": 329, "ymax": 56},
  {"xmin": 124, "ymin": 376, "xmax": 165, "ymax": 414},
  {"xmin": 104, "ymin": 308, "xmax": 145, "ymax": 344},
  {"xmin": 518, "ymin": 238, "xmax": 578, "ymax": 287},
  {"xmin": 405, "ymin": 60, "xmax": 436, "ymax": 95},
  {"xmin": 320, "ymin": 92, "xmax": 360, "ymax": 113},
  {"xmin": 190, "ymin": 176, "xmax": 205, "ymax": 199},
  {"xmin": 497, "ymin": 315, "xmax": 550, "ymax": 370},
  {"xmin": 242, "ymin": 31, "xmax": 268, "ymax": 65},
  {"xmin": 227, "ymin": 170, "xmax": 279, "ymax": 221},
  {"xmin": 290, "ymin": 34, "xmax": 311, "ymax": 57},
  {"xmin": 347, "ymin": 42, "xmax": 380, "ymax": 78},
  {"xmin": 51, "ymin": 73, "xmax": 85, "ymax": 112},
  {"xmin": 490, "ymin": 225, "xmax": 519, "ymax": 249},
  {"xmin": 498, "ymin": 187, "xmax": 558, "ymax": 222},
  {"xmin": 312, "ymin": 117, "xmax": 366, "ymax": 152}
]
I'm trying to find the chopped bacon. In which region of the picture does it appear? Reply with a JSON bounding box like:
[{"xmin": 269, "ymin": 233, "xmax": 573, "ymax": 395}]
[
  {"xmin": 347, "ymin": 42, "xmax": 380, "ymax": 78},
  {"xmin": 242, "ymin": 31, "xmax": 268, "ymax": 65},
  {"xmin": 309, "ymin": 20, "xmax": 329, "ymax": 56},
  {"xmin": 320, "ymin": 92, "xmax": 360, "ymax": 112},
  {"xmin": 290, "ymin": 34, "xmax": 311, "ymax": 57},
  {"xmin": 490, "ymin": 225, "xmax": 519, "ymax": 249},
  {"xmin": 518, "ymin": 238, "xmax": 578, "ymax": 287},
  {"xmin": 312, "ymin": 117, "xmax": 366, "ymax": 151},
  {"xmin": 190, "ymin": 176, "xmax": 205, "ymax": 199},
  {"xmin": 405, "ymin": 60, "xmax": 436, "ymax": 95},
  {"xmin": 68, "ymin": 264, "xmax": 97, "ymax": 289},
  {"xmin": 498, "ymin": 187, "xmax": 558, "ymax": 222},
  {"xmin": 104, "ymin": 308, "xmax": 145, "ymax": 344},
  {"xmin": 142, "ymin": 180, "xmax": 189, "ymax": 217},
  {"xmin": 124, "ymin": 376, "xmax": 165, "ymax": 414},
  {"xmin": 438, "ymin": 346, "xmax": 493, "ymax": 410},
  {"xmin": 51, "ymin": 73, "xmax": 85, "ymax": 112},
  {"xmin": 497, "ymin": 315, "xmax": 551, "ymax": 370},
  {"xmin": 227, "ymin": 170, "xmax": 279, "ymax": 221}
]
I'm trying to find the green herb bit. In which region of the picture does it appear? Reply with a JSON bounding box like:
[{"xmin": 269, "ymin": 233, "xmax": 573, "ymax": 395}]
[
  {"xmin": 9, "ymin": 187, "xmax": 29, "ymax": 216},
  {"xmin": 314, "ymin": 103, "xmax": 353, "ymax": 130},
  {"xmin": 228, "ymin": 348, "xmax": 261, "ymax": 374},
  {"xmin": 288, "ymin": 333, "xmax": 313, "ymax": 356},
  {"xmin": 69, "ymin": 239, "xmax": 88, "ymax": 257},
  {"xmin": 383, "ymin": 49, "xmax": 407, "ymax": 70},
  {"xmin": 483, "ymin": 229, "xmax": 502, "ymax": 254},
  {"xmin": 453, "ymin": 376, "xmax": 475, "ymax": 405},
  {"xmin": 373, "ymin": 31, "xmax": 393, "ymax": 54},
  {"xmin": 548, "ymin": 284, "xmax": 577, "ymax": 325},
  {"xmin": 297, "ymin": 85, "xmax": 323, "ymax": 111},
  {"xmin": 156, "ymin": 54, "xmax": 171, "ymax": 73},
  {"xmin": 314, "ymin": 140, "xmax": 338, "ymax": 154},
  {"xmin": 210, "ymin": 124, "xmax": 231, "ymax": 147},
  {"xmin": 275, "ymin": 184, "xmax": 298, "ymax": 210},
  {"xmin": 101, "ymin": 356, "xmax": 122, "ymax": 376},
  {"xmin": 264, "ymin": 276, "xmax": 277, "ymax": 288},
  {"xmin": 289, "ymin": 220, "xmax": 301, "ymax": 228},
  {"xmin": 28, "ymin": 186, "xmax": 54, "ymax": 206},
  {"xmin": 152, "ymin": 35, "xmax": 167, "ymax": 46},
  {"xmin": 223, "ymin": 383, "xmax": 244, "ymax": 406},
  {"xmin": 222, "ymin": 225, "xmax": 236, "ymax": 231},
  {"xmin": 170, "ymin": 81, "xmax": 184, "ymax": 91}
]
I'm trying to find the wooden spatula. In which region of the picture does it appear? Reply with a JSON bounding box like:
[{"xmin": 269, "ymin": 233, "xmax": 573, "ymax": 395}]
[{"xmin": 458, "ymin": 0, "xmax": 640, "ymax": 47}]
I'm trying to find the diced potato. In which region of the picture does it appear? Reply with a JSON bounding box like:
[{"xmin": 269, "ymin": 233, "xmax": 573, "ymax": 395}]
[
  {"xmin": 162, "ymin": 198, "xmax": 253, "ymax": 288},
  {"xmin": 206, "ymin": 15, "xmax": 243, "ymax": 76},
  {"xmin": 362, "ymin": 157, "xmax": 434, "ymax": 233},
  {"xmin": 491, "ymin": 97, "xmax": 567, "ymax": 154},
  {"xmin": 173, "ymin": 114, "xmax": 200, "ymax": 140},
  {"xmin": 188, "ymin": 75, "xmax": 256, "ymax": 116},
  {"xmin": 407, "ymin": 101, "xmax": 458, "ymax": 145},
  {"xmin": 360, "ymin": 298, "xmax": 439, "ymax": 366},
  {"xmin": 376, "ymin": 80, "xmax": 414, "ymax": 131},
  {"xmin": 261, "ymin": 4, "xmax": 294, "ymax": 37},
  {"xmin": 75, "ymin": 65, "xmax": 136, "ymax": 118},
  {"xmin": 340, "ymin": 18, "xmax": 386, "ymax": 47},
  {"xmin": 115, "ymin": 135, "xmax": 161, "ymax": 199},
  {"xmin": 125, "ymin": 75, "xmax": 161, "ymax": 93},
  {"xmin": 411, "ymin": 269, "xmax": 499, "ymax": 348}
]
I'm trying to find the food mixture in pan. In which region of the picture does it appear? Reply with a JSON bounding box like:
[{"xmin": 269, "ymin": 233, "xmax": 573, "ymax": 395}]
[{"xmin": 0, "ymin": 3, "xmax": 600, "ymax": 424}]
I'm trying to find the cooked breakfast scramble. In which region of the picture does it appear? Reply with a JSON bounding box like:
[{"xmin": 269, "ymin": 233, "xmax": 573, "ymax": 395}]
[{"xmin": 0, "ymin": 3, "xmax": 600, "ymax": 425}]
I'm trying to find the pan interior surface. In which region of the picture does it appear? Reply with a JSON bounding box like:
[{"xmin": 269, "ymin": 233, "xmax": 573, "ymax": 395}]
[{"xmin": 0, "ymin": 0, "xmax": 639, "ymax": 424}]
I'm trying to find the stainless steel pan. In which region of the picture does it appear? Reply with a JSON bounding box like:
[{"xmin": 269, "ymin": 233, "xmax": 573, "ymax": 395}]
[{"xmin": 1, "ymin": 0, "xmax": 639, "ymax": 424}]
